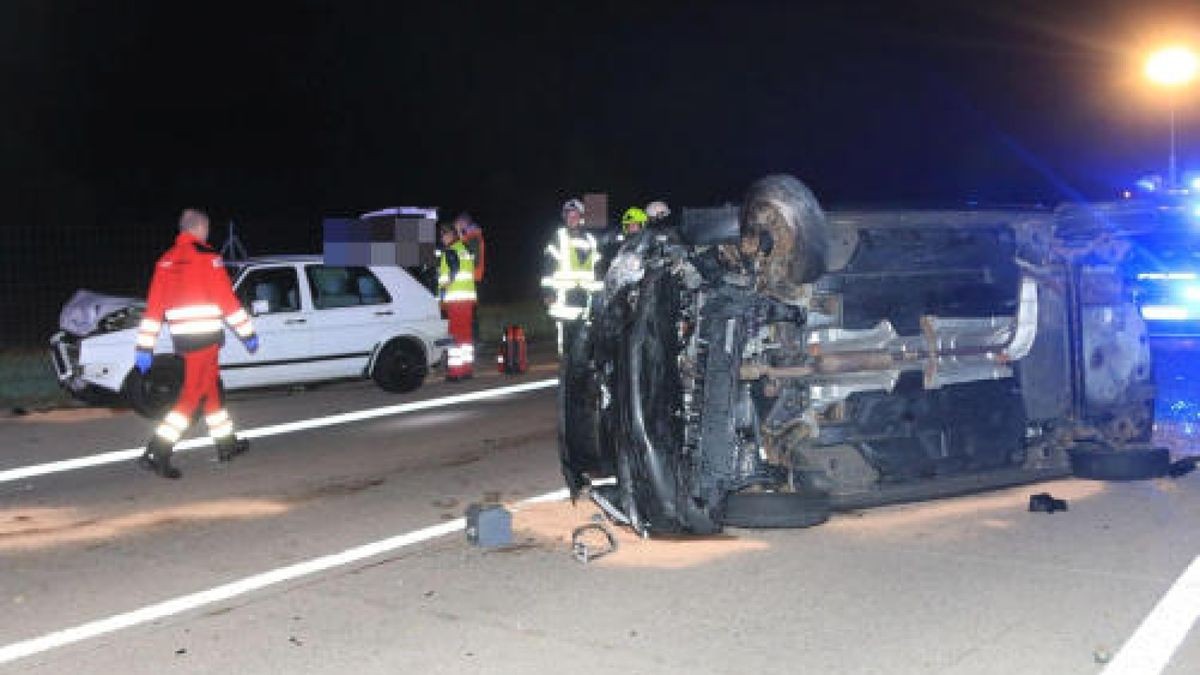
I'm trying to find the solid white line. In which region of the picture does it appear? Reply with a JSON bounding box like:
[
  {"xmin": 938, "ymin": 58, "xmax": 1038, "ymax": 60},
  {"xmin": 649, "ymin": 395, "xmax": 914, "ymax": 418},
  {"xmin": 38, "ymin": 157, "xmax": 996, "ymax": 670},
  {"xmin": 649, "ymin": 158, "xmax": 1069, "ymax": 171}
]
[
  {"xmin": 1102, "ymin": 555, "xmax": 1200, "ymax": 675},
  {"xmin": 0, "ymin": 487, "xmax": 572, "ymax": 665},
  {"xmin": 0, "ymin": 379, "xmax": 559, "ymax": 485}
]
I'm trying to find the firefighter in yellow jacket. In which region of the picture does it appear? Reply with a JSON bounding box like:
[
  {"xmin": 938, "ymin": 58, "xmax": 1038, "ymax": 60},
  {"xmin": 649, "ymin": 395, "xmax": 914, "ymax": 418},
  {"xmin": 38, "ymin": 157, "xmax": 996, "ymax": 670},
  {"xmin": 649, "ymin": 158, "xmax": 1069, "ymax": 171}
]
[{"xmin": 541, "ymin": 198, "xmax": 601, "ymax": 354}]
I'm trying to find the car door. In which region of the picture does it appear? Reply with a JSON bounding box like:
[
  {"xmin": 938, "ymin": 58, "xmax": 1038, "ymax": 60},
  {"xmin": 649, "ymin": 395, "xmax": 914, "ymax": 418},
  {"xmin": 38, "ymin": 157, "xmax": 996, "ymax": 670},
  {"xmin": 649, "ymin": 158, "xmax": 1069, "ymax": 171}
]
[
  {"xmin": 303, "ymin": 264, "xmax": 394, "ymax": 379},
  {"xmin": 219, "ymin": 264, "xmax": 314, "ymax": 389}
]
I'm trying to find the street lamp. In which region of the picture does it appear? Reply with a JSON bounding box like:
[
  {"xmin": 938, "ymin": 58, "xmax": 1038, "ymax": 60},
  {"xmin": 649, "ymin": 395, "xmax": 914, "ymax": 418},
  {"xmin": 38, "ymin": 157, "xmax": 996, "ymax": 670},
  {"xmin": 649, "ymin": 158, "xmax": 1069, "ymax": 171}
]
[{"xmin": 1145, "ymin": 46, "xmax": 1199, "ymax": 187}]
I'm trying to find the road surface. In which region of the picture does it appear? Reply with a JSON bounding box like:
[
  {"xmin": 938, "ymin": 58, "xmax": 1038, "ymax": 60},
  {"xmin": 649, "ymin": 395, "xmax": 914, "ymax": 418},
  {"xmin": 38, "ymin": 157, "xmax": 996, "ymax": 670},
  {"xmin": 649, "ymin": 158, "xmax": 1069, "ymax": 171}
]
[{"xmin": 1, "ymin": 351, "xmax": 1198, "ymax": 674}]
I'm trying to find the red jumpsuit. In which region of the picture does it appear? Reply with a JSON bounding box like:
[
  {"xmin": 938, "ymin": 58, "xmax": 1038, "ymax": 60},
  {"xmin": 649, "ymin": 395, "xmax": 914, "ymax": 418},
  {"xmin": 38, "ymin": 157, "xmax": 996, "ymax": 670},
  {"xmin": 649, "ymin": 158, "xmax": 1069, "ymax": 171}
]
[{"xmin": 136, "ymin": 232, "xmax": 256, "ymax": 445}]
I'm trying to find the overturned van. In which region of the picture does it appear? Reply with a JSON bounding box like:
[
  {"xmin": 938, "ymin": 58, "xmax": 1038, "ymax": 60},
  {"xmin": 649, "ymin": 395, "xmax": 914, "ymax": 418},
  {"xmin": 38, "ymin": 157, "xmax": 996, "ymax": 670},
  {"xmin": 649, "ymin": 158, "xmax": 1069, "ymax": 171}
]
[{"xmin": 560, "ymin": 175, "xmax": 1164, "ymax": 534}]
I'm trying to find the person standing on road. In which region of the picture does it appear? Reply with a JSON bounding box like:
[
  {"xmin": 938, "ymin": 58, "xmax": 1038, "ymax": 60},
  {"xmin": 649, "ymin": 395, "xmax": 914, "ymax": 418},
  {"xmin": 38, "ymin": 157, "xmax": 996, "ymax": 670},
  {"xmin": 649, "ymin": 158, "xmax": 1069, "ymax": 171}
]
[
  {"xmin": 454, "ymin": 212, "xmax": 486, "ymax": 345},
  {"xmin": 620, "ymin": 206, "xmax": 648, "ymax": 237},
  {"xmin": 438, "ymin": 222, "xmax": 477, "ymax": 380},
  {"xmin": 134, "ymin": 208, "xmax": 258, "ymax": 479},
  {"xmin": 541, "ymin": 198, "xmax": 601, "ymax": 354},
  {"xmin": 598, "ymin": 206, "xmax": 649, "ymax": 276}
]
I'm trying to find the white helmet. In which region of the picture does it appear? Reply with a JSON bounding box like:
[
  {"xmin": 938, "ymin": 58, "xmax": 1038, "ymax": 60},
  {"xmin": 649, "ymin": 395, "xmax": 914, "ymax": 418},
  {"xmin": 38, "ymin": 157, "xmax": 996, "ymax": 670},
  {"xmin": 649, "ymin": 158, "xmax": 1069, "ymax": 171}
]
[
  {"xmin": 645, "ymin": 200, "xmax": 670, "ymax": 221},
  {"xmin": 562, "ymin": 198, "xmax": 585, "ymax": 216}
]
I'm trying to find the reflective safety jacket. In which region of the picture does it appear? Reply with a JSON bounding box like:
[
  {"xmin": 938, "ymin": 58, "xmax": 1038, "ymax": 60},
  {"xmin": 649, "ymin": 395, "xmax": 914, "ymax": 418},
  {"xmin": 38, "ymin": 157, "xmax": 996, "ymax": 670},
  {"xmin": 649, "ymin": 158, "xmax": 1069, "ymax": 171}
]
[
  {"xmin": 136, "ymin": 232, "xmax": 256, "ymax": 353},
  {"xmin": 438, "ymin": 240, "xmax": 477, "ymax": 303},
  {"xmin": 542, "ymin": 226, "xmax": 601, "ymax": 321}
]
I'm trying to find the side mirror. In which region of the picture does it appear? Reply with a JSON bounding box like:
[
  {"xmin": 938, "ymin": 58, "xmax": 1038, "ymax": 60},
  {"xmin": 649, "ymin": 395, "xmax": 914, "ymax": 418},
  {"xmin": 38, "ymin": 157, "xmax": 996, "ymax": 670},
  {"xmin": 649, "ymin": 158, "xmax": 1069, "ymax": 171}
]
[{"xmin": 250, "ymin": 299, "xmax": 270, "ymax": 316}]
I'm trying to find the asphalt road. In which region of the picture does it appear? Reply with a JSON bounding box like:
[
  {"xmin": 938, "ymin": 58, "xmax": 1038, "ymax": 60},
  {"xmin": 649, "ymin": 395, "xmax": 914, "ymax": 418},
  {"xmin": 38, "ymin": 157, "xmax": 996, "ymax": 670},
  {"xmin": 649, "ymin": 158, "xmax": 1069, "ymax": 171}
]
[{"xmin": 1, "ymin": 351, "xmax": 1199, "ymax": 674}]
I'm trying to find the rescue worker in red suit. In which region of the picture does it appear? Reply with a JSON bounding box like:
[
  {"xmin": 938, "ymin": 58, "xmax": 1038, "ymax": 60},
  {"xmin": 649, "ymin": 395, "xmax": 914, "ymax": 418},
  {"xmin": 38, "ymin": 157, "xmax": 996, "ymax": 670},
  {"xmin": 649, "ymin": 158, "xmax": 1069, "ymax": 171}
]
[
  {"xmin": 134, "ymin": 209, "xmax": 259, "ymax": 478},
  {"xmin": 437, "ymin": 222, "xmax": 477, "ymax": 381}
]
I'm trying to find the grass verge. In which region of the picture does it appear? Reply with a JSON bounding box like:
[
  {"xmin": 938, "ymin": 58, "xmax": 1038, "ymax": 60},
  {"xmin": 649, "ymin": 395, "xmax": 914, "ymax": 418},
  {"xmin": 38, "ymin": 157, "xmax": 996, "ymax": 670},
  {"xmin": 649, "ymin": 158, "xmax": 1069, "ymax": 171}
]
[{"xmin": 0, "ymin": 349, "xmax": 74, "ymax": 411}]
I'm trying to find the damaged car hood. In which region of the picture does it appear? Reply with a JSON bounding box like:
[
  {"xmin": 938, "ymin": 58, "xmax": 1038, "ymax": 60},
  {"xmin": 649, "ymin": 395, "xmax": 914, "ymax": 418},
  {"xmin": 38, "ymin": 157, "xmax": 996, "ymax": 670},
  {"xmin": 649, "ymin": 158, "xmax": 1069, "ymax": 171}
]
[{"xmin": 58, "ymin": 290, "xmax": 144, "ymax": 337}]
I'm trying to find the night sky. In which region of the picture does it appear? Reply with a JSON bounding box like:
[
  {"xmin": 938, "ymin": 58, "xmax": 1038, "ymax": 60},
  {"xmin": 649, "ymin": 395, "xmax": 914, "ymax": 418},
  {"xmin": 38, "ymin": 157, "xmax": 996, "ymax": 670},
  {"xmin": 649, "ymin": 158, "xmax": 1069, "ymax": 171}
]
[{"xmin": 3, "ymin": 0, "xmax": 1199, "ymax": 345}]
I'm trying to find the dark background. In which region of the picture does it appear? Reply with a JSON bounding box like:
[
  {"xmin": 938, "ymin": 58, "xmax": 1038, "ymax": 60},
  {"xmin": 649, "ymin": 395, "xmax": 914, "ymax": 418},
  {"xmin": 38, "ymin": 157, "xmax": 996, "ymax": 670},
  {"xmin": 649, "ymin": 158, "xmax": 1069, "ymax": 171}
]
[{"xmin": 2, "ymin": 0, "xmax": 1198, "ymax": 346}]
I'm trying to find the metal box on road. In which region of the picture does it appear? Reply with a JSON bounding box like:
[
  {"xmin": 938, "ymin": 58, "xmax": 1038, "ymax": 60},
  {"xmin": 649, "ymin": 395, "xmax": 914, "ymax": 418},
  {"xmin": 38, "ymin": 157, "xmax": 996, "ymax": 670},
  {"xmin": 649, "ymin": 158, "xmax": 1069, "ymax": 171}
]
[{"xmin": 465, "ymin": 503, "xmax": 512, "ymax": 548}]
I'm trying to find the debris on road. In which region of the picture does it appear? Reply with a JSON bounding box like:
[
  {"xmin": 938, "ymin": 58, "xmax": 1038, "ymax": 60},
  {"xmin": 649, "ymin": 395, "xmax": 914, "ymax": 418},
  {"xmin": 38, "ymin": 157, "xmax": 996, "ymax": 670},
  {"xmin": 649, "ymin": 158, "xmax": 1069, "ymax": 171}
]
[
  {"xmin": 511, "ymin": 500, "xmax": 768, "ymax": 568},
  {"xmin": 1168, "ymin": 456, "xmax": 1197, "ymax": 478},
  {"xmin": 1028, "ymin": 492, "xmax": 1069, "ymax": 514},
  {"xmin": 465, "ymin": 503, "xmax": 512, "ymax": 548},
  {"xmin": 571, "ymin": 522, "xmax": 618, "ymax": 564}
]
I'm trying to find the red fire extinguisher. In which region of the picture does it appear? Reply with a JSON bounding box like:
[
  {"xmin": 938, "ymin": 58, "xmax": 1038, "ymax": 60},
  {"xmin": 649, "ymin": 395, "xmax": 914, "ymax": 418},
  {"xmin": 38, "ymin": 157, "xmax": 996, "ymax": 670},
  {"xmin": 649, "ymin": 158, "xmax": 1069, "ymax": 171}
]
[{"xmin": 497, "ymin": 324, "xmax": 528, "ymax": 374}]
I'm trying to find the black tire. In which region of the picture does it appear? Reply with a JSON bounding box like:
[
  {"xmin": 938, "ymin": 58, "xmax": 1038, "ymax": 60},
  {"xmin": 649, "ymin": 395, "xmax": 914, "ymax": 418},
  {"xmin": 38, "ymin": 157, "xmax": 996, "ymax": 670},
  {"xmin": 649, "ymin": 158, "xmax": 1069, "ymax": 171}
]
[
  {"xmin": 723, "ymin": 491, "xmax": 832, "ymax": 529},
  {"xmin": 741, "ymin": 174, "xmax": 828, "ymax": 285},
  {"xmin": 123, "ymin": 355, "xmax": 184, "ymax": 419},
  {"xmin": 1069, "ymin": 444, "xmax": 1170, "ymax": 481},
  {"xmin": 372, "ymin": 339, "xmax": 427, "ymax": 393}
]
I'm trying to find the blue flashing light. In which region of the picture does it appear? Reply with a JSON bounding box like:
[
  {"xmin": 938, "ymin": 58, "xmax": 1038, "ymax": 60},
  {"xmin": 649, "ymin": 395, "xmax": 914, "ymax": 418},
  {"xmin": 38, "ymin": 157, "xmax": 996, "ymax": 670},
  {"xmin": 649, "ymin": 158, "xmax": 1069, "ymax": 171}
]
[
  {"xmin": 1136, "ymin": 177, "xmax": 1158, "ymax": 192},
  {"xmin": 1142, "ymin": 305, "xmax": 1191, "ymax": 321},
  {"xmin": 1191, "ymin": 176, "xmax": 1200, "ymax": 192},
  {"xmin": 1137, "ymin": 272, "xmax": 1198, "ymax": 280}
]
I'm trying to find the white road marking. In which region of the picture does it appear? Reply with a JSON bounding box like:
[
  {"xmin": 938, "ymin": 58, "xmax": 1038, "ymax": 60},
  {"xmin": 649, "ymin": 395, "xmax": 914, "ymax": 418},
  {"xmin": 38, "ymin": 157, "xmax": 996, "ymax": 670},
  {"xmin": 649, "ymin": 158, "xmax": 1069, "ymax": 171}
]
[
  {"xmin": 0, "ymin": 487, "xmax": 572, "ymax": 665},
  {"xmin": 0, "ymin": 379, "xmax": 558, "ymax": 485},
  {"xmin": 1102, "ymin": 555, "xmax": 1200, "ymax": 675}
]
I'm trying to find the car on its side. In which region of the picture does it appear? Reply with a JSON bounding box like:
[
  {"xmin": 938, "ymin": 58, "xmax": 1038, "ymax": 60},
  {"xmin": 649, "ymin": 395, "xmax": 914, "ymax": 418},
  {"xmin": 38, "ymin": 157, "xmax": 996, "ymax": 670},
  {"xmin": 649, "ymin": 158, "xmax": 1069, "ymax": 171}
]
[
  {"xmin": 50, "ymin": 255, "xmax": 450, "ymax": 417},
  {"xmin": 560, "ymin": 175, "xmax": 1164, "ymax": 534}
]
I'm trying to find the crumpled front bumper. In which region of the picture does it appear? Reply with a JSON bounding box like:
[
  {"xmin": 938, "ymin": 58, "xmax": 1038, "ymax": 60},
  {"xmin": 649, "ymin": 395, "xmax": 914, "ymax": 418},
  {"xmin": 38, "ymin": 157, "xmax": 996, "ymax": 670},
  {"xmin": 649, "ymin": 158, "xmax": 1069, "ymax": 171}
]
[
  {"xmin": 48, "ymin": 330, "xmax": 133, "ymax": 395},
  {"xmin": 48, "ymin": 331, "xmax": 83, "ymax": 391}
]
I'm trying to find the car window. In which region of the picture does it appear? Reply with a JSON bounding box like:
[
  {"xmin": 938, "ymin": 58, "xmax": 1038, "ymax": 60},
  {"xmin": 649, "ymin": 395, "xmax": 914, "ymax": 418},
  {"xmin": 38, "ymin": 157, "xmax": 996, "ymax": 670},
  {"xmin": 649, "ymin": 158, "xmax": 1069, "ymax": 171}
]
[
  {"xmin": 305, "ymin": 265, "xmax": 392, "ymax": 310},
  {"xmin": 236, "ymin": 267, "xmax": 302, "ymax": 315}
]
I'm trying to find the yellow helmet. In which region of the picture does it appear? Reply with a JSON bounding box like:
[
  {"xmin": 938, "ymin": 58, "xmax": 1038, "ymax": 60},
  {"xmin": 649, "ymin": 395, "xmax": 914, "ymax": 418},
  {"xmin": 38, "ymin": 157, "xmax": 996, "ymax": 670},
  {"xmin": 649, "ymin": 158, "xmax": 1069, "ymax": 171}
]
[{"xmin": 621, "ymin": 207, "xmax": 648, "ymax": 232}]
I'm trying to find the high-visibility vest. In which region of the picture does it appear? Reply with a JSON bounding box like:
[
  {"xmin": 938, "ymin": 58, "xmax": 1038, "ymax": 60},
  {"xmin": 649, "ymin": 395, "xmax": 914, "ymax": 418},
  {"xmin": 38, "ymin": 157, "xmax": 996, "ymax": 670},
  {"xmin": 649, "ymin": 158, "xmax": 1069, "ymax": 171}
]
[
  {"xmin": 542, "ymin": 227, "xmax": 601, "ymax": 321},
  {"xmin": 438, "ymin": 241, "xmax": 477, "ymax": 303}
]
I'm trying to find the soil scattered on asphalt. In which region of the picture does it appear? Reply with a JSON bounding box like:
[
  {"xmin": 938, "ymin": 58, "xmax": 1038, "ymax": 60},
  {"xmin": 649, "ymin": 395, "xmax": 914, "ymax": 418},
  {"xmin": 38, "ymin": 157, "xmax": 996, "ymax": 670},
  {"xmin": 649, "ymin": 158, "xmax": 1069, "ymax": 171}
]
[
  {"xmin": 0, "ymin": 499, "xmax": 291, "ymax": 551},
  {"xmin": 510, "ymin": 500, "xmax": 769, "ymax": 569},
  {"xmin": 824, "ymin": 479, "xmax": 1106, "ymax": 533}
]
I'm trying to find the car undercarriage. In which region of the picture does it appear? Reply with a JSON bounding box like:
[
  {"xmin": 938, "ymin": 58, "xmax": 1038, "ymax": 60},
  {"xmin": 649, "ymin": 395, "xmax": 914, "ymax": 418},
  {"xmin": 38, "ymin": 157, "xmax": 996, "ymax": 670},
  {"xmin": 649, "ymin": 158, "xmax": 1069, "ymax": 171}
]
[{"xmin": 559, "ymin": 175, "xmax": 1163, "ymax": 534}]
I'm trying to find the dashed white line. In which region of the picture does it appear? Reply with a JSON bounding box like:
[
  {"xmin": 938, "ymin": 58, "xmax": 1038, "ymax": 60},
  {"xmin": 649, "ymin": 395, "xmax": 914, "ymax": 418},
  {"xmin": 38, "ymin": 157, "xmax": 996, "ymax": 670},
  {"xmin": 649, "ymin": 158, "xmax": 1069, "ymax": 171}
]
[
  {"xmin": 0, "ymin": 378, "xmax": 558, "ymax": 485},
  {"xmin": 1102, "ymin": 554, "xmax": 1200, "ymax": 675},
  {"xmin": 0, "ymin": 487, "xmax": 572, "ymax": 665}
]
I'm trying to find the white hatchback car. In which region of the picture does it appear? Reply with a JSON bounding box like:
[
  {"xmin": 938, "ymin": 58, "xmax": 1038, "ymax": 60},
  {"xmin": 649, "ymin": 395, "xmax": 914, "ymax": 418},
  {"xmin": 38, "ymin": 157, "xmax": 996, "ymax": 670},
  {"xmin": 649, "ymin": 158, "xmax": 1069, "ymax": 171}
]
[{"xmin": 50, "ymin": 255, "xmax": 450, "ymax": 416}]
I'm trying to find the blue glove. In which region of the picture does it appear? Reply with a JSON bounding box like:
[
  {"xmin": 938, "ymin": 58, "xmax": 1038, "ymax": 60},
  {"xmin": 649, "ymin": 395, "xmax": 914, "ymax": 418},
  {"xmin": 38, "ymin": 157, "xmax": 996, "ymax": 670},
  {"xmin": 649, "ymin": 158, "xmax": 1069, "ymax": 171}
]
[
  {"xmin": 242, "ymin": 334, "xmax": 259, "ymax": 354},
  {"xmin": 135, "ymin": 350, "xmax": 153, "ymax": 375}
]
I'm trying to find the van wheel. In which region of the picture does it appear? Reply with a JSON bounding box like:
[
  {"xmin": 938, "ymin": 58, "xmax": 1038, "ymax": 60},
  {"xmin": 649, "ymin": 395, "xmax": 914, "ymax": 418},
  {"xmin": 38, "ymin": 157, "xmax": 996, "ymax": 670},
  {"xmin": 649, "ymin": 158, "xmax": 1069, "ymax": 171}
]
[
  {"xmin": 123, "ymin": 356, "xmax": 183, "ymax": 419},
  {"xmin": 373, "ymin": 339, "xmax": 427, "ymax": 393}
]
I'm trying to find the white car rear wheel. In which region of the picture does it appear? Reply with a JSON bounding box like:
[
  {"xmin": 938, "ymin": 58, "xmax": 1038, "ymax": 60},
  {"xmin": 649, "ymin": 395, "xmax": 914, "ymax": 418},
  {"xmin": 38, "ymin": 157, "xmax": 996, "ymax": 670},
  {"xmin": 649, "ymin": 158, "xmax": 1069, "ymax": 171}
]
[{"xmin": 372, "ymin": 339, "xmax": 427, "ymax": 393}]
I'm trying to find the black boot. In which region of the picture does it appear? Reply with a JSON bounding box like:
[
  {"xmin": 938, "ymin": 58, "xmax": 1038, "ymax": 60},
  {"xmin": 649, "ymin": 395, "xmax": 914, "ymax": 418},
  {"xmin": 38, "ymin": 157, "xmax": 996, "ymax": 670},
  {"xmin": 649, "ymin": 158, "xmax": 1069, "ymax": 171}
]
[
  {"xmin": 216, "ymin": 435, "xmax": 250, "ymax": 463},
  {"xmin": 138, "ymin": 436, "xmax": 182, "ymax": 479}
]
